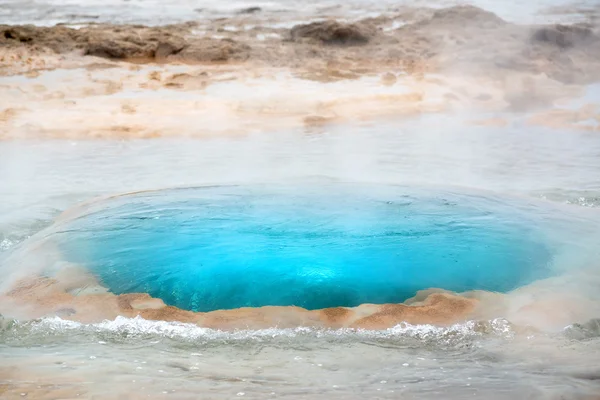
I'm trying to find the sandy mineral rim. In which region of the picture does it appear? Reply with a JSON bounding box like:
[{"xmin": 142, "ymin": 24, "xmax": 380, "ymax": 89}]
[
  {"xmin": 1, "ymin": 220, "xmax": 595, "ymax": 333},
  {"xmin": 1, "ymin": 265, "xmax": 593, "ymax": 332}
]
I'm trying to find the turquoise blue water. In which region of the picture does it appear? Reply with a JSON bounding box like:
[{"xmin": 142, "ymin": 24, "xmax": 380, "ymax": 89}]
[{"xmin": 51, "ymin": 184, "xmax": 556, "ymax": 312}]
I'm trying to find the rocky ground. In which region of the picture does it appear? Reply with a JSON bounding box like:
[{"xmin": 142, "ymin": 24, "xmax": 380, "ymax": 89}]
[
  {"xmin": 1, "ymin": 5, "xmax": 600, "ymax": 81},
  {"xmin": 0, "ymin": 5, "xmax": 598, "ymax": 139}
]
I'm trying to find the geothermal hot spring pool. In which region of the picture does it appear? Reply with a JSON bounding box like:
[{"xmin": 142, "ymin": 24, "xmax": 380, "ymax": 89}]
[
  {"xmin": 1, "ymin": 123, "xmax": 600, "ymax": 399},
  {"xmin": 2, "ymin": 0, "xmax": 600, "ymax": 389},
  {"xmin": 49, "ymin": 184, "xmax": 557, "ymax": 312}
]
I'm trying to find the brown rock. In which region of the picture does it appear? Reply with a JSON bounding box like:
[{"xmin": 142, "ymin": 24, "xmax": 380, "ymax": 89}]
[
  {"xmin": 85, "ymin": 38, "xmax": 152, "ymax": 59},
  {"xmin": 531, "ymin": 24, "xmax": 596, "ymax": 49},
  {"xmin": 1, "ymin": 24, "xmax": 80, "ymax": 52},
  {"xmin": 425, "ymin": 5, "xmax": 507, "ymax": 29},
  {"xmin": 1, "ymin": 24, "xmax": 193, "ymax": 62},
  {"xmin": 2, "ymin": 26, "xmax": 34, "ymax": 43},
  {"xmin": 290, "ymin": 20, "xmax": 372, "ymax": 45},
  {"xmin": 154, "ymin": 39, "xmax": 185, "ymax": 60},
  {"xmin": 237, "ymin": 7, "xmax": 262, "ymax": 14},
  {"xmin": 170, "ymin": 39, "xmax": 250, "ymax": 62}
]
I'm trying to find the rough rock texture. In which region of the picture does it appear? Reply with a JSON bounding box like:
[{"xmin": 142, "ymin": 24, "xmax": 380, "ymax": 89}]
[
  {"xmin": 1, "ymin": 24, "xmax": 84, "ymax": 53},
  {"xmin": 420, "ymin": 5, "xmax": 507, "ymax": 29},
  {"xmin": 1, "ymin": 5, "xmax": 600, "ymax": 82},
  {"xmin": 290, "ymin": 20, "xmax": 373, "ymax": 45},
  {"xmin": 531, "ymin": 24, "xmax": 597, "ymax": 49},
  {"xmin": 169, "ymin": 38, "xmax": 250, "ymax": 62},
  {"xmin": 237, "ymin": 6, "xmax": 262, "ymax": 14},
  {"xmin": 390, "ymin": 5, "xmax": 600, "ymax": 83},
  {"xmin": 0, "ymin": 24, "xmax": 249, "ymax": 62}
]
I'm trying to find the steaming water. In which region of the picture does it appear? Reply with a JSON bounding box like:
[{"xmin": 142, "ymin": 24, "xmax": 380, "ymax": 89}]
[
  {"xmin": 2, "ymin": 119, "xmax": 600, "ymax": 398},
  {"xmin": 47, "ymin": 184, "xmax": 559, "ymax": 311},
  {"xmin": 2, "ymin": 0, "xmax": 600, "ymax": 398}
]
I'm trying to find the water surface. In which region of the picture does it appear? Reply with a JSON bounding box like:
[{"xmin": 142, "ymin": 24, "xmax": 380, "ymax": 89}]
[{"xmin": 45, "ymin": 184, "xmax": 567, "ymax": 311}]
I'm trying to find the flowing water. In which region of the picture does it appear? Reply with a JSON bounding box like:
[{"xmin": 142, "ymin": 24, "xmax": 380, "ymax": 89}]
[{"xmin": 1, "ymin": 0, "xmax": 600, "ymax": 399}]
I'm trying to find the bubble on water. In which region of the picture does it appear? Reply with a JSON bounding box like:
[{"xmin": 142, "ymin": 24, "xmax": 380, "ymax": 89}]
[{"xmin": 0, "ymin": 239, "xmax": 14, "ymax": 251}]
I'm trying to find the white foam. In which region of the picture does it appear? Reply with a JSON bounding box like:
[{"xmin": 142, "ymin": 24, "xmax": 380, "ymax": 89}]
[{"xmin": 15, "ymin": 315, "xmax": 517, "ymax": 343}]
